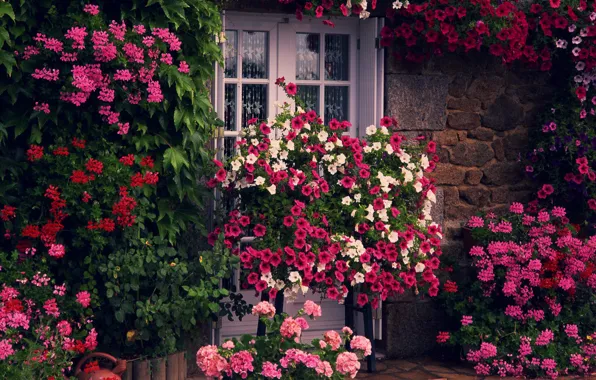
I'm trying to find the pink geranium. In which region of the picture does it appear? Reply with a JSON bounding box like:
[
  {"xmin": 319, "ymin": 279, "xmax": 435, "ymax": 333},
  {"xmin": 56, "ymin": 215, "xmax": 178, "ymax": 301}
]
[
  {"xmin": 323, "ymin": 330, "xmax": 342, "ymax": 350},
  {"xmin": 350, "ymin": 335, "xmax": 372, "ymax": 356},
  {"xmin": 196, "ymin": 345, "xmax": 228, "ymax": 378},
  {"xmin": 252, "ymin": 301, "xmax": 276, "ymax": 318},
  {"xmin": 280, "ymin": 317, "xmax": 302, "ymax": 341},
  {"xmin": 303, "ymin": 300, "xmax": 322, "ymax": 317},
  {"xmin": 336, "ymin": 352, "xmax": 360, "ymax": 378}
]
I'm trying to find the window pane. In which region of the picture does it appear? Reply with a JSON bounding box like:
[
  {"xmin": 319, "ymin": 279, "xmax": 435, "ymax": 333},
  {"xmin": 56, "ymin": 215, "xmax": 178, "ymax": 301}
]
[
  {"xmin": 296, "ymin": 33, "xmax": 320, "ymax": 80},
  {"xmin": 242, "ymin": 84, "xmax": 267, "ymax": 126},
  {"xmin": 224, "ymin": 137, "xmax": 236, "ymax": 159},
  {"xmin": 325, "ymin": 34, "xmax": 349, "ymax": 81},
  {"xmin": 225, "ymin": 30, "xmax": 238, "ymax": 78},
  {"xmin": 224, "ymin": 84, "xmax": 237, "ymax": 131},
  {"xmin": 297, "ymin": 86, "xmax": 320, "ymax": 115},
  {"xmin": 242, "ymin": 31, "xmax": 268, "ymax": 79},
  {"xmin": 325, "ymin": 86, "xmax": 349, "ymax": 122}
]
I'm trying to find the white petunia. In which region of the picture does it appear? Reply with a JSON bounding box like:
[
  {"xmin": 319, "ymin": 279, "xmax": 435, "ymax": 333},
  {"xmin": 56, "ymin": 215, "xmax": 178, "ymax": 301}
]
[
  {"xmin": 388, "ymin": 231, "xmax": 399, "ymax": 243},
  {"xmin": 415, "ymin": 262, "xmax": 426, "ymax": 273},
  {"xmin": 414, "ymin": 181, "xmax": 423, "ymax": 193},
  {"xmin": 246, "ymin": 154, "xmax": 257, "ymax": 164},
  {"xmin": 372, "ymin": 142, "xmax": 382, "ymax": 151},
  {"xmin": 366, "ymin": 125, "xmax": 377, "ymax": 135},
  {"xmin": 354, "ymin": 194, "xmax": 361, "ymax": 202},
  {"xmin": 318, "ymin": 130, "xmax": 329, "ymax": 142},
  {"xmin": 342, "ymin": 196, "xmax": 353, "ymax": 205},
  {"xmin": 420, "ymin": 155, "xmax": 429, "ymax": 170},
  {"xmin": 385, "ymin": 144, "xmax": 394, "ymax": 155},
  {"xmin": 255, "ymin": 176, "xmax": 265, "ymax": 186},
  {"xmin": 267, "ymin": 184, "xmax": 276, "ymax": 195},
  {"xmin": 286, "ymin": 140, "xmax": 295, "ymax": 151},
  {"xmin": 427, "ymin": 190, "xmax": 436, "ymax": 203},
  {"xmin": 401, "ymin": 167, "xmax": 413, "ymax": 183},
  {"xmin": 288, "ymin": 271, "xmax": 302, "ymax": 283}
]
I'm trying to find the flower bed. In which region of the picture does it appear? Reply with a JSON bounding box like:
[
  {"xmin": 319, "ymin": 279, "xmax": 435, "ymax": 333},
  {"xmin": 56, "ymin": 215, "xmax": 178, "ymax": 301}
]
[
  {"xmin": 439, "ymin": 203, "xmax": 596, "ymax": 378},
  {"xmin": 197, "ymin": 300, "xmax": 371, "ymax": 379}
]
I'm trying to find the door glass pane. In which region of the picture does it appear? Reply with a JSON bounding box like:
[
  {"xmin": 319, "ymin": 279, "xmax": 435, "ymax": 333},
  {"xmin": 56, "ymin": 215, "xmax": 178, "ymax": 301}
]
[
  {"xmin": 242, "ymin": 31, "xmax": 268, "ymax": 79},
  {"xmin": 296, "ymin": 33, "xmax": 320, "ymax": 80},
  {"xmin": 325, "ymin": 86, "xmax": 348, "ymax": 122},
  {"xmin": 242, "ymin": 84, "xmax": 267, "ymax": 126},
  {"xmin": 297, "ymin": 86, "xmax": 320, "ymax": 115},
  {"xmin": 225, "ymin": 30, "xmax": 238, "ymax": 78},
  {"xmin": 325, "ymin": 34, "xmax": 349, "ymax": 81},
  {"xmin": 225, "ymin": 84, "xmax": 237, "ymax": 131},
  {"xmin": 224, "ymin": 137, "xmax": 236, "ymax": 159}
]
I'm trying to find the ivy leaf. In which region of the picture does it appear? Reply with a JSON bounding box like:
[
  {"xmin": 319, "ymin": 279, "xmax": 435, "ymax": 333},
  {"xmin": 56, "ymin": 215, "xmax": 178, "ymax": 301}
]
[
  {"xmin": 0, "ymin": 50, "xmax": 15, "ymax": 76},
  {"xmin": 163, "ymin": 147, "xmax": 189, "ymax": 173},
  {"xmin": 0, "ymin": 3, "xmax": 15, "ymax": 21}
]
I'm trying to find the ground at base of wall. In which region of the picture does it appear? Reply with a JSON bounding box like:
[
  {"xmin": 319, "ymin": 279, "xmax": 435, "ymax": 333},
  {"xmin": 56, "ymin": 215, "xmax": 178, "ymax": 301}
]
[{"xmin": 188, "ymin": 356, "xmax": 596, "ymax": 379}]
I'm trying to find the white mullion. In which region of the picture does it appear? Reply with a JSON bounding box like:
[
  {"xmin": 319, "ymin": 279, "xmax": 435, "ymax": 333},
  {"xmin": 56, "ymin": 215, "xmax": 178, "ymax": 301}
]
[
  {"xmin": 237, "ymin": 29, "xmax": 244, "ymax": 132},
  {"xmin": 349, "ymin": 33, "xmax": 358, "ymax": 137},
  {"xmin": 320, "ymin": 33, "xmax": 326, "ymax": 123}
]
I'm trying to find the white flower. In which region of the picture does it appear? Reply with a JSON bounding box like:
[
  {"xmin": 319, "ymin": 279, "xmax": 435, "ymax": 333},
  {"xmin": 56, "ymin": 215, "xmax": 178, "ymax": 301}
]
[
  {"xmin": 372, "ymin": 142, "xmax": 382, "ymax": 151},
  {"xmin": 297, "ymin": 106, "xmax": 304, "ymax": 114},
  {"xmin": 420, "ymin": 155, "xmax": 429, "ymax": 170},
  {"xmin": 335, "ymin": 139, "xmax": 343, "ymax": 147},
  {"xmin": 231, "ymin": 160, "xmax": 242, "ymax": 172},
  {"xmin": 401, "ymin": 167, "xmax": 413, "ymax": 183},
  {"xmin": 288, "ymin": 271, "xmax": 302, "ymax": 283},
  {"xmin": 284, "ymin": 287, "xmax": 297, "ymax": 302},
  {"xmin": 279, "ymin": 150, "xmax": 289, "ymax": 160},
  {"xmin": 414, "ymin": 181, "xmax": 423, "ymax": 193},
  {"xmin": 366, "ymin": 125, "xmax": 377, "ymax": 135},
  {"xmin": 415, "ymin": 262, "xmax": 426, "ymax": 273},
  {"xmin": 380, "ymin": 126, "xmax": 389, "ymax": 135},
  {"xmin": 275, "ymin": 280, "xmax": 285, "ymax": 290},
  {"xmin": 403, "ymin": 256, "xmax": 410, "ymax": 265},
  {"xmin": 246, "ymin": 154, "xmax": 257, "ymax": 164},
  {"xmin": 385, "ymin": 144, "xmax": 394, "ymax": 155},
  {"xmin": 363, "ymin": 146, "xmax": 373, "ymax": 153},
  {"xmin": 304, "ymin": 123, "xmax": 311, "ymax": 130},
  {"xmin": 336, "ymin": 154, "xmax": 346, "ymax": 165},
  {"xmin": 267, "ymin": 184, "xmax": 276, "ymax": 195},
  {"xmin": 255, "ymin": 176, "xmax": 265, "ymax": 186},
  {"xmin": 342, "ymin": 196, "xmax": 353, "ymax": 205},
  {"xmin": 354, "ymin": 194, "xmax": 361, "ymax": 202},
  {"xmin": 427, "ymin": 190, "xmax": 436, "ymax": 203},
  {"xmin": 351, "ymin": 210, "xmax": 357, "ymax": 218},
  {"xmin": 318, "ymin": 130, "xmax": 329, "ymax": 142},
  {"xmin": 286, "ymin": 140, "xmax": 295, "ymax": 151},
  {"xmin": 327, "ymin": 165, "xmax": 338, "ymax": 174},
  {"xmin": 388, "ymin": 231, "xmax": 399, "ymax": 243},
  {"xmin": 352, "ymin": 272, "xmax": 365, "ymax": 285},
  {"xmin": 325, "ymin": 142, "xmax": 335, "ymax": 151},
  {"xmin": 377, "ymin": 209, "xmax": 389, "ymax": 222},
  {"xmin": 407, "ymin": 162, "xmax": 416, "ymax": 170},
  {"xmin": 399, "ymin": 152, "xmax": 411, "ymax": 164}
]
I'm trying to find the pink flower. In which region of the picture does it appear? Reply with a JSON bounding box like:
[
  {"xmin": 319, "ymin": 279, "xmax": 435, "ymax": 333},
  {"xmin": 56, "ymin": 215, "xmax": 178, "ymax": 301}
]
[
  {"xmin": 229, "ymin": 350, "xmax": 254, "ymax": 378},
  {"xmin": 133, "ymin": 25, "xmax": 146, "ymax": 34},
  {"xmin": 83, "ymin": 4, "xmax": 100, "ymax": 15},
  {"xmin": 342, "ymin": 326, "xmax": 353, "ymax": 335},
  {"xmin": 461, "ymin": 315, "xmax": 473, "ymax": 326},
  {"xmin": 32, "ymin": 68, "xmax": 60, "ymax": 81},
  {"xmin": 350, "ymin": 335, "xmax": 372, "ymax": 356},
  {"xmin": 323, "ymin": 330, "xmax": 342, "ymax": 350},
  {"xmin": 33, "ymin": 102, "xmax": 50, "ymax": 114},
  {"xmin": 196, "ymin": 345, "xmax": 228, "ymax": 378},
  {"xmin": 261, "ymin": 361, "xmax": 282, "ymax": 379},
  {"xmin": 0, "ymin": 340, "xmax": 15, "ymax": 360},
  {"xmin": 336, "ymin": 352, "xmax": 360, "ymax": 378},
  {"xmin": 280, "ymin": 317, "xmax": 302, "ymax": 341},
  {"xmin": 467, "ymin": 216, "xmax": 484, "ymax": 228},
  {"xmin": 65, "ymin": 26, "xmax": 88, "ymax": 50},
  {"xmin": 303, "ymin": 300, "xmax": 322, "ymax": 317},
  {"xmin": 147, "ymin": 80, "xmax": 164, "ymax": 103},
  {"xmin": 436, "ymin": 331, "xmax": 450, "ymax": 343},
  {"xmin": 536, "ymin": 329, "xmax": 554, "ymax": 346},
  {"xmin": 48, "ymin": 244, "xmax": 65, "ymax": 258},
  {"xmin": 118, "ymin": 122, "xmax": 130, "ymax": 135},
  {"xmin": 285, "ymin": 82, "xmax": 297, "ymax": 96},
  {"xmin": 57, "ymin": 320, "xmax": 72, "ymax": 336},
  {"xmin": 109, "ymin": 20, "xmax": 127, "ymax": 41},
  {"xmin": 221, "ymin": 340, "xmax": 234, "ymax": 350},
  {"xmin": 315, "ymin": 361, "xmax": 334, "ymax": 377},
  {"xmin": 178, "ymin": 61, "xmax": 190, "ymax": 74},
  {"xmin": 43, "ymin": 298, "xmax": 60, "ymax": 317},
  {"xmin": 252, "ymin": 301, "xmax": 276, "ymax": 318},
  {"xmin": 76, "ymin": 291, "xmax": 92, "ymax": 308},
  {"xmin": 509, "ymin": 202, "xmax": 524, "ymax": 214}
]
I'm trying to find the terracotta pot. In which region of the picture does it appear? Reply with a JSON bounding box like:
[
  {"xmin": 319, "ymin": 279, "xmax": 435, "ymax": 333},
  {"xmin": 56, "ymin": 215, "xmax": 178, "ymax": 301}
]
[{"xmin": 74, "ymin": 352, "xmax": 127, "ymax": 380}]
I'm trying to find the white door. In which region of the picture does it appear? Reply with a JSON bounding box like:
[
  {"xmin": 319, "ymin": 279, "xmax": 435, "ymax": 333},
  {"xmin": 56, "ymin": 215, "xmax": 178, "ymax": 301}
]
[{"xmin": 216, "ymin": 13, "xmax": 383, "ymax": 343}]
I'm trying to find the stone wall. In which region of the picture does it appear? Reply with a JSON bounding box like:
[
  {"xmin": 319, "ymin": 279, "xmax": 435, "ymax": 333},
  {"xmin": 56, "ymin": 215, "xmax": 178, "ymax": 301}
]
[
  {"xmin": 386, "ymin": 53, "xmax": 553, "ymax": 257},
  {"xmin": 382, "ymin": 53, "xmax": 553, "ymax": 359}
]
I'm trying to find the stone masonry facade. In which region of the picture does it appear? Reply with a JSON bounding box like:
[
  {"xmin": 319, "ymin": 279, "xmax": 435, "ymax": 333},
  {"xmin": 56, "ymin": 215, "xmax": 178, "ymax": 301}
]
[{"xmin": 385, "ymin": 52, "xmax": 553, "ymax": 258}]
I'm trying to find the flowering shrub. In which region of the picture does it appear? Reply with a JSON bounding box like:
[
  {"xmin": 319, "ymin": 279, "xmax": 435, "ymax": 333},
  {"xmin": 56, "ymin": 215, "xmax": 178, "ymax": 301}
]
[
  {"xmin": 439, "ymin": 203, "xmax": 596, "ymax": 378},
  {"xmin": 210, "ymin": 81, "xmax": 441, "ymax": 308},
  {"xmin": 197, "ymin": 300, "xmax": 371, "ymax": 379},
  {"xmin": 0, "ymin": 250, "xmax": 96, "ymax": 379}
]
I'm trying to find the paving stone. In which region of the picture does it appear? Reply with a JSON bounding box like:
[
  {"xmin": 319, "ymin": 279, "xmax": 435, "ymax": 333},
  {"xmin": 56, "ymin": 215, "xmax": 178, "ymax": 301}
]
[
  {"xmin": 383, "ymin": 360, "xmax": 421, "ymax": 371},
  {"xmin": 423, "ymin": 365, "xmax": 457, "ymax": 374},
  {"xmin": 399, "ymin": 369, "xmax": 438, "ymax": 380}
]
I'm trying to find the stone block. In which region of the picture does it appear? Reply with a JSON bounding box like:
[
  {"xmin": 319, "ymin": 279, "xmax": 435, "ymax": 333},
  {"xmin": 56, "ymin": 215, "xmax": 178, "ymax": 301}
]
[
  {"xmin": 445, "ymin": 201, "xmax": 476, "ymax": 220},
  {"xmin": 467, "ymin": 127, "xmax": 494, "ymax": 141},
  {"xmin": 386, "ymin": 74, "xmax": 449, "ymax": 131},
  {"xmin": 483, "ymin": 95, "xmax": 524, "ymax": 131},
  {"xmin": 502, "ymin": 129, "xmax": 529, "ymax": 161},
  {"xmin": 482, "ymin": 161, "xmax": 524, "ymax": 186},
  {"xmin": 506, "ymin": 84, "xmax": 554, "ymax": 104},
  {"xmin": 449, "ymin": 141, "xmax": 494, "ymax": 167},
  {"xmin": 449, "ymin": 74, "xmax": 472, "ymax": 98},
  {"xmin": 430, "ymin": 187, "xmax": 444, "ymax": 226},
  {"xmin": 465, "ymin": 169, "xmax": 483, "ymax": 185},
  {"xmin": 460, "ymin": 186, "xmax": 491, "ymax": 207},
  {"xmin": 443, "ymin": 220, "xmax": 464, "ymax": 240},
  {"xmin": 467, "ymin": 75, "xmax": 505, "ymax": 105},
  {"xmin": 491, "ymin": 188, "xmax": 533, "ymax": 204},
  {"xmin": 447, "ymin": 112, "xmax": 481, "ymax": 130},
  {"xmin": 431, "ymin": 165, "xmax": 465, "ymax": 185},
  {"xmin": 432, "ymin": 130, "xmax": 459, "ymax": 146},
  {"xmin": 447, "ymin": 97, "xmax": 481, "ymax": 113},
  {"xmin": 492, "ymin": 139, "xmax": 505, "ymax": 161},
  {"xmin": 383, "ymin": 298, "xmax": 445, "ymax": 359}
]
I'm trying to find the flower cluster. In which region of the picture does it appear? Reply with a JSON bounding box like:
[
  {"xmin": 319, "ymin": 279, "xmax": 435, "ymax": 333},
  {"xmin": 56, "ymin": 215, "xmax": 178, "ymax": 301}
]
[
  {"xmin": 209, "ymin": 82, "xmax": 441, "ymax": 308},
  {"xmin": 21, "ymin": 4, "xmax": 188, "ymax": 136},
  {"xmin": 0, "ymin": 251, "xmax": 95, "ymax": 379},
  {"xmin": 197, "ymin": 300, "xmax": 371, "ymax": 379},
  {"xmin": 439, "ymin": 203, "xmax": 596, "ymax": 378}
]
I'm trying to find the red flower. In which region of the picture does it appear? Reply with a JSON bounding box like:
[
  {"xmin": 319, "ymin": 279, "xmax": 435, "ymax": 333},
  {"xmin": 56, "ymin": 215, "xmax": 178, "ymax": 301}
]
[
  {"xmin": 322, "ymin": 20, "xmax": 335, "ymax": 28},
  {"xmin": 140, "ymin": 156, "xmax": 154, "ymax": 168},
  {"xmin": 99, "ymin": 218, "xmax": 115, "ymax": 232},
  {"xmin": 357, "ymin": 293, "xmax": 368, "ymax": 307},
  {"xmin": 26, "ymin": 145, "xmax": 44, "ymax": 161},
  {"xmin": 130, "ymin": 172, "xmax": 145, "ymax": 187},
  {"xmin": 542, "ymin": 184, "xmax": 554, "ymax": 195},
  {"xmin": 1, "ymin": 205, "xmax": 16, "ymax": 221},
  {"xmin": 119, "ymin": 154, "xmax": 135, "ymax": 166},
  {"xmin": 22, "ymin": 225, "xmax": 41, "ymax": 239},
  {"xmin": 549, "ymin": 0, "xmax": 561, "ymax": 8},
  {"xmin": 52, "ymin": 147, "xmax": 70, "ymax": 156},
  {"xmin": 443, "ymin": 280, "xmax": 458, "ymax": 293},
  {"xmin": 143, "ymin": 171, "xmax": 159, "ymax": 185},
  {"xmin": 380, "ymin": 116, "xmax": 392, "ymax": 127},
  {"xmin": 82, "ymin": 192, "xmax": 92, "ymax": 203},
  {"xmin": 72, "ymin": 137, "xmax": 86, "ymax": 149},
  {"xmin": 489, "ymin": 44, "xmax": 504, "ymax": 56},
  {"xmin": 275, "ymin": 76, "xmax": 285, "ymax": 85},
  {"xmin": 71, "ymin": 170, "xmax": 91, "ymax": 184},
  {"xmin": 339, "ymin": 176, "xmax": 355, "ymax": 189},
  {"xmin": 436, "ymin": 331, "xmax": 450, "ymax": 343},
  {"xmin": 285, "ymin": 82, "xmax": 297, "ymax": 96},
  {"xmin": 85, "ymin": 158, "xmax": 104, "ymax": 174},
  {"xmin": 253, "ymin": 224, "xmax": 267, "ymax": 237},
  {"xmin": 315, "ymin": 5, "xmax": 324, "ymax": 18},
  {"xmin": 576, "ymin": 86, "xmax": 587, "ymax": 101},
  {"xmin": 215, "ymin": 168, "xmax": 227, "ymax": 182}
]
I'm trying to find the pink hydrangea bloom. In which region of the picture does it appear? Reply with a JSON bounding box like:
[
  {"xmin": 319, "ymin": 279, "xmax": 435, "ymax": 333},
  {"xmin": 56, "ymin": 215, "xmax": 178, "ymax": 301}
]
[
  {"xmin": 251, "ymin": 301, "xmax": 276, "ymax": 318},
  {"xmin": 280, "ymin": 317, "xmax": 302, "ymax": 341},
  {"xmin": 336, "ymin": 352, "xmax": 360, "ymax": 378},
  {"xmin": 196, "ymin": 345, "xmax": 228, "ymax": 378},
  {"xmin": 303, "ymin": 300, "xmax": 322, "ymax": 317},
  {"xmin": 221, "ymin": 340, "xmax": 234, "ymax": 350},
  {"xmin": 229, "ymin": 350, "xmax": 254, "ymax": 378}
]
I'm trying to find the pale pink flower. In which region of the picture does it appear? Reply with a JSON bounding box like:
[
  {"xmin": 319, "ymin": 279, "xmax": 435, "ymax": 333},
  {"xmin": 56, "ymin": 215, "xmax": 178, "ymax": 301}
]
[
  {"xmin": 57, "ymin": 320, "xmax": 72, "ymax": 336},
  {"xmin": 48, "ymin": 244, "xmax": 65, "ymax": 258},
  {"xmin": 315, "ymin": 360, "xmax": 334, "ymax": 377},
  {"xmin": 261, "ymin": 361, "xmax": 282, "ymax": 379},
  {"xmin": 342, "ymin": 326, "xmax": 353, "ymax": 335},
  {"xmin": 303, "ymin": 300, "xmax": 322, "ymax": 317},
  {"xmin": 252, "ymin": 301, "xmax": 276, "ymax": 318},
  {"xmin": 229, "ymin": 350, "xmax": 254, "ymax": 378},
  {"xmin": 350, "ymin": 335, "xmax": 372, "ymax": 356},
  {"xmin": 196, "ymin": 345, "xmax": 228, "ymax": 378},
  {"xmin": 83, "ymin": 4, "xmax": 100, "ymax": 16},
  {"xmin": 221, "ymin": 340, "xmax": 234, "ymax": 350},
  {"xmin": 461, "ymin": 315, "xmax": 473, "ymax": 326},
  {"xmin": 295, "ymin": 317, "xmax": 309, "ymax": 330},
  {"xmin": 280, "ymin": 317, "xmax": 302, "ymax": 341},
  {"xmin": 323, "ymin": 330, "xmax": 342, "ymax": 350},
  {"xmin": 336, "ymin": 352, "xmax": 360, "ymax": 378}
]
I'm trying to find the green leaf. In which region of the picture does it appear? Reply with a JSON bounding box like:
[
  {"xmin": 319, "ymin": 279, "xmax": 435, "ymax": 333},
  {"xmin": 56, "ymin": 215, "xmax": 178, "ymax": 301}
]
[
  {"xmin": 0, "ymin": 3, "xmax": 15, "ymax": 20},
  {"xmin": 0, "ymin": 50, "xmax": 15, "ymax": 76},
  {"xmin": 115, "ymin": 310, "xmax": 125, "ymax": 322},
  {"xmin": 163, "ymin": 147, "xmax": 189, "ymax": 173}
]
